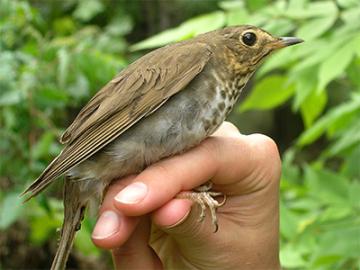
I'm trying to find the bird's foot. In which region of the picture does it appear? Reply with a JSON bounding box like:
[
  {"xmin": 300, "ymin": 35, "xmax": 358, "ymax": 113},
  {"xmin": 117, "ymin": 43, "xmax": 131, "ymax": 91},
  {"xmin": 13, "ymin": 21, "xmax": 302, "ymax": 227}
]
[{"xmin": 176, "ymin": 182, "xmax": 226, "ymax": 232}]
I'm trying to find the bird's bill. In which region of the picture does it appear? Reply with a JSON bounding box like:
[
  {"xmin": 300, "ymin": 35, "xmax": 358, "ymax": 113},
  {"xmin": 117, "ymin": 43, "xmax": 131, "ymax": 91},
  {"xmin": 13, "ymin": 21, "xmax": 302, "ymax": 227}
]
[
  {"xmin": 280, "ymin": 37, "xmax": 304, "ymax": 46},
  {"xmin": 270, "ymin": 37, "xmax": 304, "ymax": 50}
]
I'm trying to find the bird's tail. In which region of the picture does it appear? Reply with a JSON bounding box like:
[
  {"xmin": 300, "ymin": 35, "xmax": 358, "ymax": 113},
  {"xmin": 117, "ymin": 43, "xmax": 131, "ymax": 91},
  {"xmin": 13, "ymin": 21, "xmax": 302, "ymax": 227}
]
[{"xmin": 51, "ymin": 178, "xmax": 87, "ymax": 270}]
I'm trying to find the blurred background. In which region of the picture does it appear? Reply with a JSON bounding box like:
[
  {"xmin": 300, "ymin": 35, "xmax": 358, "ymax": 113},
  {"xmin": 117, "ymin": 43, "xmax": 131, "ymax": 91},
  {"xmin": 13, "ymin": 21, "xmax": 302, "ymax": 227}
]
[{"xmin": 0, "ymin": 0, "xmax": 359, "ymax": 269}]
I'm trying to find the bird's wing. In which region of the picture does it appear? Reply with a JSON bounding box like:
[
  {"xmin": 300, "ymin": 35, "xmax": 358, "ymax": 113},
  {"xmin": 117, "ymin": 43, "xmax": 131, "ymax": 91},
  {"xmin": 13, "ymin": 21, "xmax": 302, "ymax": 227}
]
[{"xmin": 22, "ymin": 42, "xmax": 212, "ymax": 200}]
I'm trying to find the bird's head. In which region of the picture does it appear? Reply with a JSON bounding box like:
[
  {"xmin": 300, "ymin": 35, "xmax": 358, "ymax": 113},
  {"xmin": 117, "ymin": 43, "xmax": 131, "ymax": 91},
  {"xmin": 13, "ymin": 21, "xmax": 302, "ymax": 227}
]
[{"xmin": 219, "ymin": 25, "xmax": 303, "ymax": 69}]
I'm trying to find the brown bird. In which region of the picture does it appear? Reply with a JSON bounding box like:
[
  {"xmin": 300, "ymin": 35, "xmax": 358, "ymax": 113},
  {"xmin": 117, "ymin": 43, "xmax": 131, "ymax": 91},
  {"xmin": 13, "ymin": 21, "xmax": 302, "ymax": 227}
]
[{"xmin": 21, "ymin": 25, "xmax": 302, "ymax": 269}]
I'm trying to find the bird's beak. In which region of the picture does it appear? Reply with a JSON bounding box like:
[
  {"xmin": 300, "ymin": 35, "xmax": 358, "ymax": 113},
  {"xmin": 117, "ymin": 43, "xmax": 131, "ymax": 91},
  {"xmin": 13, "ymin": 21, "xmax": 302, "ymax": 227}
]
[
  {"xmin": 280, "ymin": 37, "xmax": 304, "ymax": 47},
  {"xmin": 270, "ymin": 37, "xmax": 304, "ymax": 50}
]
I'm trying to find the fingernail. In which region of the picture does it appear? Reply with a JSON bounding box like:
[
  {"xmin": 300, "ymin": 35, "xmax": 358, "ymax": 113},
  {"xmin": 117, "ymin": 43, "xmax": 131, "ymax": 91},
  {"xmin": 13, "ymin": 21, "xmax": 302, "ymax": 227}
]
[
  {"xmin": 92, "ymin": 210, "xmax": 121, "ymax": 239},
  {"xmin": 115, "ymin": 182, "xmax": 148, "ymax": 204}
]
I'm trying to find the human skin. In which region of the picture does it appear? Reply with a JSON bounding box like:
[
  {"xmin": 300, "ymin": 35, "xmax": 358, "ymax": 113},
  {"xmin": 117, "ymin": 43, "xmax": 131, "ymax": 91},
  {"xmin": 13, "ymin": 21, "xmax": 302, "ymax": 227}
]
[{"xmin": 91, "ymin": 122, "xmax": 282, "ymax": 269}]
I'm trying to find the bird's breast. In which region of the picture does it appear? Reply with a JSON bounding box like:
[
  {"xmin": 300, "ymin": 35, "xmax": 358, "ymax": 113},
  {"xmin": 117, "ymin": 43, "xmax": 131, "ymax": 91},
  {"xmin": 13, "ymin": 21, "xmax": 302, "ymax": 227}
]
[{"xmin": 200, "ymin": 70, "xmax": 248, "ymax": 134}]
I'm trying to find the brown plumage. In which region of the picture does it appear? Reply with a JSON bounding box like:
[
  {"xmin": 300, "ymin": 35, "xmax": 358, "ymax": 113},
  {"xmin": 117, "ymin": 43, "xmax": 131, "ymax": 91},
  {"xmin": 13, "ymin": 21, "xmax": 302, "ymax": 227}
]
[
  {"xmin": 21, "ymin": 25, "xmax": 302, "ymax": 269},
  {"xmin": 22, "ymin": 43, "xmax": 211, "ymax": 200}
]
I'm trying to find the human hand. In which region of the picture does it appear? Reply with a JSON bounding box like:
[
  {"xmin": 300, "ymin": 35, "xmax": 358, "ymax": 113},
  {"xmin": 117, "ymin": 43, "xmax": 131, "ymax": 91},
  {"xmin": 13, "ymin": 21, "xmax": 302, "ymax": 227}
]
[{"xmin": 91, "ymin": 122, "xmax": 281, "ymax": 270}]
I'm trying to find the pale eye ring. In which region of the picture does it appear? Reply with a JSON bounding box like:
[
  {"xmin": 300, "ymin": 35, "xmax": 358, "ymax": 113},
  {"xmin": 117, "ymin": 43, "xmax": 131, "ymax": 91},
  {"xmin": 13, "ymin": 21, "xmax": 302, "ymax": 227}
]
[{"xmin": 242, "ymin": 32, "xmax": 257, "ymax": 46}]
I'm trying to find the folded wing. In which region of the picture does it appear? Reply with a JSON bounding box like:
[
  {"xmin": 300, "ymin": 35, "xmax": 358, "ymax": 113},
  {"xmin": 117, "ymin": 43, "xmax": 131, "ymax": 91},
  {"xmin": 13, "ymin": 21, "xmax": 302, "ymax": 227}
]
[{"xmin": 22, "ymin": 42, "xmax": 212, "ymax": 200}]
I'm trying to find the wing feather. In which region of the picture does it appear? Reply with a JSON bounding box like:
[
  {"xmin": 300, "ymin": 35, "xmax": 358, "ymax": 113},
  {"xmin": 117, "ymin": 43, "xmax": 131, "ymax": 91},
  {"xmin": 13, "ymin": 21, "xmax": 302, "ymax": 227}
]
[{"xmin": 22, "ymin": 42, "xmax": 212, "ymax": 199}]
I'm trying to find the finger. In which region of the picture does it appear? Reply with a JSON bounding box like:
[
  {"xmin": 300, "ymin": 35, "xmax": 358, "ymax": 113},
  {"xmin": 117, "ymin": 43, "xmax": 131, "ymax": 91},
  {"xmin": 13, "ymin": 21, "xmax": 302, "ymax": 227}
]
[
  {"xmin": 212, "ymin": 121, "xmax": 241, "ymax": 137},
  {"xmin": 152, "ymin": 199, "xmax": 211, "ymax": 239},
  {"xmin": 207, "ymin": 133, "xmax": 281, "ymax": 195},
  {"xmin": 91, "ymin": 175, "xmax": 140, "ymax": 249},
  {"xmin": 112, "ymin": 217, "xmax": 163, "ymax": 270},
  {"xmin": 151, "ymin": 199, "xmax": 193, "ymax": 228},
  {"xmin": 113, "ymin": 125, "xmax": 280, "ymax": 217}
]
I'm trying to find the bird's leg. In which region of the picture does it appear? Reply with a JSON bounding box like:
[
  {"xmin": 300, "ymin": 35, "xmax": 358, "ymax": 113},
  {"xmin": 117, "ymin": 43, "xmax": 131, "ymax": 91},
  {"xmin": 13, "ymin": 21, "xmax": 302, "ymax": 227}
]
[{"xmin": 176, "ymin": 182, "xmax": 226, "ymax": 232}]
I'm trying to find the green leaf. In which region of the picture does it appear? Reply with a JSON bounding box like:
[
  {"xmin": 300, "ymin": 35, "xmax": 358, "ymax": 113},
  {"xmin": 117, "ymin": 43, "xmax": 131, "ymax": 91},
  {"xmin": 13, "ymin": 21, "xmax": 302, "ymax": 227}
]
[
  {"xmin": 106, "ymin": 15, "xmax": 133, "ymax": 36},
  {"xmin": 263, "ymin": 18, "xmax": 296, "ymax": 36},
  {"xmin": 280, "ymin": 243, "xmax": 307, "ymax": 268},
  {"xmin": 320, "ymin": 206, "xmax": 352, "ymax": 222},
  {"xmin": 246, "ymin": 0, "xmax": 270, "ymax": 11},
  {"xmin": 75, "ymin": 50, "xmax": 125, "ymax": 90},
  {"xmin": 296, "ymin": 15, "xmax": 336, "ymax": 41},
  {"xmin": 0, "ymin": 193, "xmax": 23, "ymax": 229},
  {"xmin": 73, "ymin": 0, "xmax": 104, "ymax": 22},
  {"xmin": 352, "ymin": 34, "xmax": 360, "ymax": 58},
  {"xmin": 29, "ymin": 199, "xmax": 63, "ymax": 245},
  {"xmin": 172, "ymin": 10, "xmax": 226, "ymax": 37},
  {"xmin": 347, "ymin": 59, "xmax": 360, "ymax": 89},
  {"xmin": 240, "ymin": 75, "xmax": 295, "ymax": 112},
  {"xmin": 292, "ymin": 66, "xmax": 318, "ymax": 111},
  {"xmin": 280, "ymin": 200, "xmax": 299, "ymax": 239},
  {"xmin": 340, "ymin": 6, "xmax": 360, "ymax": 28},
  {"xmin": 349, "ymin": 180, "xmax": 360, "ymax": 208},
  {"xmin": 31, "ymin": 132, "xmax": 55, "ymax": 160},
  {"xmin": 325, "ymin": 118, "xmax": 360, "ymax": 156},
  {"xmin": 67, "ymin": 74, "xmax": 90, "ymax": 100},
  {"xmin": 74, "ymin": 217, "xmax": 100, "ymax": 256},
  {"xmin": 297, "ymin": 96, "xmax": 360, "ymax": 146},
  {"xmin": 311, "ymin": 255, "xmax": 343, "ymax": 268},
  {"xmin": 222, "ymin": 1, "xmax": 251, "ymax": 26},
  {"xmin": 226, "ymin": 8, "xmax": 249, "ymax": 26},
  {"xmin": 130, "ymin": 28, "xmax": 187, "ymax": 51},
  {"xmin": 315, "ymin": 219, "xmax": 360, "ymax": 258},
  {"xmin": 318, "ymin": 38, "xmax": 358, "ymax": 90},
  {"xmin": 342, "ymin": 145, "xmax": 360, "ymax": 180},
  {"xmin": 34, "ymin": 87, "xmax": 69, "ymax": 108},
  {"xmin": 219, "ymin": 1, "xmax": 245, "ymax": 10},
  {"xmin": 30, "ymin": 213, "xmax": 60, "ymax": 244},
  {"xmin": 258, "ymin": 39, "xmax": 322, "ymax": 78},
  {"xmin": 0, "ymin": 90, "xmax": 22, "ymax": 106},
  {"xmin": 53, "ymin": 17, "xmax": 76, "ymax": 36},
  {"xmin": 284, "ymin": 1, "xmax": 338, "ymax": 19},
  {"xmin": 304, "ymin": 166, "xmax": 349, "ymax": 205},
  {"xmin": 131, "ymin": 11, "xmax": 225, "ymax": 51},
  {"xmin": 57, "ymin": 48, "xmax": 70, "ymax": 89},
  {"xmin": 281, "ymin": 149, "xmax": 300, "ymax": 184},
  {"xmin": 292, "ymin": 38, "xmax": 345, "ymax": 73},
  {"xmin": 337, "ymin": 0, "xmax": 360, "ymax": 8},
  {"xmin": 300, "ymin": 89, "xmax": 327, "ymax": 128}
]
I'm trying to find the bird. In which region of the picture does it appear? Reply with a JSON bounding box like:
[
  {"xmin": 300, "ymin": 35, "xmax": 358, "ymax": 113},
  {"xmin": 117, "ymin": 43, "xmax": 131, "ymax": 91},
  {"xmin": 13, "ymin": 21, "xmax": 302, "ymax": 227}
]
[{"xmin": 21, "ymin": 25, "xmax": 302, "ymax": 269}]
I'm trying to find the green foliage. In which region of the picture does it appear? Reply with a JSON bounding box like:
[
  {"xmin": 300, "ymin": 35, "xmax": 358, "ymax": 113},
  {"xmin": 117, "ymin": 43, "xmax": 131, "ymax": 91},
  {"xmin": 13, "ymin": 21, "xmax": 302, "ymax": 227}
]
[
  {"xmin": 240, "ymin": 75, "xmax": 295, "ymax": 112},
  {"xmin": 0, "ymin": 0, "xmax": 131, "ymax": 266},
  {"xmin": 0, "ymin": 193, "xmax": 23, "ymax": 229},
  {"xmin": 0, "ymin": 0, "xmax": 359, "ymax": 269}
]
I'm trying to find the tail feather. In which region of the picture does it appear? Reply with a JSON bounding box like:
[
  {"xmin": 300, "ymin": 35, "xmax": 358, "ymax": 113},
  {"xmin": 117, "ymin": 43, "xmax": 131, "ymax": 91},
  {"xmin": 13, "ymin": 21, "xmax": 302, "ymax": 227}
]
[
  {"xmin": 51, "ymin": 178, "xmax": 87, "ymax": 270},
  {"xmin": 21, "ymin": 148, "xmax": 78, "ymax": 202},
  {"xmin": 20, "ymin": 155, "xmax": 63, "ymax": 202}
]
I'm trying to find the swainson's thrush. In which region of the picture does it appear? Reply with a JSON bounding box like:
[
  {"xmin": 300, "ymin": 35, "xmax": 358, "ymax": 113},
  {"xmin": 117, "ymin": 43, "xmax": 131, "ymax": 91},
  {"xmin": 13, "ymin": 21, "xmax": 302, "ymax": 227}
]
[{"xmin": 22, "ymin": 25, "xmax": 302, "ymax": 269}]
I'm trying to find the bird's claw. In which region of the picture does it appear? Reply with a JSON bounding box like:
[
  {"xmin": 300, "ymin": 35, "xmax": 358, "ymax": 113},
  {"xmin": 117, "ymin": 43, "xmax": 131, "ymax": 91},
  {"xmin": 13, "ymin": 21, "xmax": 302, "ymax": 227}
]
[{"xmin": 176, "ymin": 182, "xmax": 226, "ymax": 232}]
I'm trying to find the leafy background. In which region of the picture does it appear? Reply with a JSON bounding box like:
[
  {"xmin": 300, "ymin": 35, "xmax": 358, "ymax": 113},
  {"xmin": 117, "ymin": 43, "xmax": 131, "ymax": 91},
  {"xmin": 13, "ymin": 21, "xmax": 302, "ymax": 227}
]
[{"xmin": 0, "ymin": 0, "xmax": 359, "ymax": 269}]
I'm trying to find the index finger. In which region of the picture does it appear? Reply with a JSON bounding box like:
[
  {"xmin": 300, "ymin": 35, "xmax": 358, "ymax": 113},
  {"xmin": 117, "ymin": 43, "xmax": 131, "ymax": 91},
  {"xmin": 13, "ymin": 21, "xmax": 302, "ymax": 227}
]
[{"xmin": 112, "ymin": 122, "xmax": 281, "ymax": 217}]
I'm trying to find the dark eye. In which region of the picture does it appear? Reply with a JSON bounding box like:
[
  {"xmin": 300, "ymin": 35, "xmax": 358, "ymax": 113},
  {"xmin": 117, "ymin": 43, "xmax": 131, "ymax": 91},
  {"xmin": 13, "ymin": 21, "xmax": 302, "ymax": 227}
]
[{"xmin": 242, "ymin": 32, "xmax": 257, "ymax": 46}]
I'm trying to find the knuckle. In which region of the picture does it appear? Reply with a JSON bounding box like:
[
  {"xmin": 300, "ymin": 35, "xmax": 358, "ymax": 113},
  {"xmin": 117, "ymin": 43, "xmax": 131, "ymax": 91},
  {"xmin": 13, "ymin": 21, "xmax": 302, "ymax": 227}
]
[
  {"xmin": 213, "ymin": 121, "xmax": 241, "ymax": 137},
  {"xmin": 221, "ymin": 121, "xmax": 240, "ymax": 133},
  {"xmin": 248, "ymin": 134, "xmax": 282, "ymax": 183}
]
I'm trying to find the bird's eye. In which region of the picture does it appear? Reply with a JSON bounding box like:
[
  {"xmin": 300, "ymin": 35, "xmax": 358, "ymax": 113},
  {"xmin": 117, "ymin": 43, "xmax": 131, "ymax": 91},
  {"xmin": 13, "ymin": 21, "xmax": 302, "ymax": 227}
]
[{"xmin": 242, "ymin": 32, "xmax": 257, "ymax": 46}]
